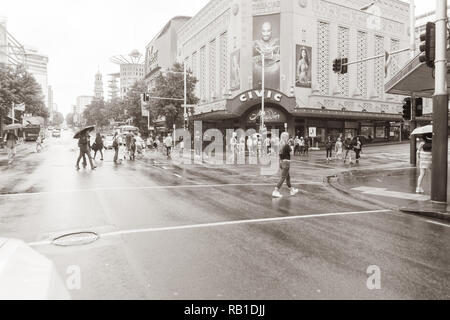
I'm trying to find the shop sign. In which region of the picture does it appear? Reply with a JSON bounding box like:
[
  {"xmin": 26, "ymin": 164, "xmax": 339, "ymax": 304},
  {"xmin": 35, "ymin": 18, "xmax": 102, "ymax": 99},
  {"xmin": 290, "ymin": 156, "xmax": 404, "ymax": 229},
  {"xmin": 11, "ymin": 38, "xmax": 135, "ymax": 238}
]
[
  {"xmin": 309, "ymin": 127, "xmax": 317, "ymax": 138},
  {"xmin": 248, "ymin": 107, "xmax": 286, "ymax": 123},
  {"xmin": 240, "ymin": 90, "xmax": 283, "ymax": 103}
]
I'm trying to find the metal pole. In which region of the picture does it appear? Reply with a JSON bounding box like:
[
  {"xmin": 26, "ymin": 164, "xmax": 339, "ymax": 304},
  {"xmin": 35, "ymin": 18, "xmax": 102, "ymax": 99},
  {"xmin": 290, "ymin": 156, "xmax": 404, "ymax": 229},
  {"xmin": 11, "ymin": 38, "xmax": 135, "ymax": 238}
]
[
  {"xmin": 261, "ymin": 52, "xmax": 265, "ymax": 132},
  {"xmin": 431, "ymin": 0, "xmax": 449, "ymax": 203},
  {"xmin": 410, "ymin": 93, "xmax": 417, "ymax": 165},
  {"xmin": 184, "ymin": 63, "xmax": 187, "ymax": 130},
  {"xmin": 410, "ymin": 0, "xmax": 416, "ymax": 59},
  {"xmin": 12, "ymin": 103, "xmax": 14, "ymax": 124}
]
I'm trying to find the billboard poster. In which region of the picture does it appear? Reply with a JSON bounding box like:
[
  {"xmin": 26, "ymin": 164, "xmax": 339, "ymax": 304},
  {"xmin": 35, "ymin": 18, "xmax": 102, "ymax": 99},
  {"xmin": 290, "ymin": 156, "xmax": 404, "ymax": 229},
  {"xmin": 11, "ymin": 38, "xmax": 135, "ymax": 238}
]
[
  {"xmin": 253, "ymin": 14, "xmax": 280, "ymax": 90},
  {"xmin": 230, "ymin": 49, "xmax": 241, "ymax": 91},
  {"xmin": 296, "ymin": 45, "xmax": 312, "ymax": 88}
]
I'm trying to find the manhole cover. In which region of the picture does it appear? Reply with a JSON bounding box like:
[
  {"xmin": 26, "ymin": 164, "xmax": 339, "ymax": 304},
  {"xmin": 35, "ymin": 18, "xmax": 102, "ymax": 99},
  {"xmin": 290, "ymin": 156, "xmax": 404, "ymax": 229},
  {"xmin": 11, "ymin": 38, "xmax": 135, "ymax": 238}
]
[{"xmin": 52, "ymin": 232, "xmax": 99, "ymax": 247}]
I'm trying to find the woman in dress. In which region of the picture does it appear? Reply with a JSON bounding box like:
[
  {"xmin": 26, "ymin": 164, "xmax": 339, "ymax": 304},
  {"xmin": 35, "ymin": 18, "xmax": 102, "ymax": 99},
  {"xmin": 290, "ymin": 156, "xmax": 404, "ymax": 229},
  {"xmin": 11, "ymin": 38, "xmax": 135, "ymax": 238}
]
[
  {"xmin": 416, "ymin": 134, "xmax": 432, "ymax": 194},
  {"xmin": 297, "ymin": 48, "xmax": 310, "ymax": 86},
  {"xmin": 335, "ymin": 137, "xmax": 343, "ymax": 160}
]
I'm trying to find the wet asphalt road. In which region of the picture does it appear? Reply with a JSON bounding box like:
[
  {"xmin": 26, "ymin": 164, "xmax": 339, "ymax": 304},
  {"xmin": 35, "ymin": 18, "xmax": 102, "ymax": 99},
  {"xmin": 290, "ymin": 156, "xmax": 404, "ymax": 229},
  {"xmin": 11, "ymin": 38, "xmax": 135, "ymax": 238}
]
[{"xmin": 0, "ymin": 131, "xmax": 449, "ymax": 300}]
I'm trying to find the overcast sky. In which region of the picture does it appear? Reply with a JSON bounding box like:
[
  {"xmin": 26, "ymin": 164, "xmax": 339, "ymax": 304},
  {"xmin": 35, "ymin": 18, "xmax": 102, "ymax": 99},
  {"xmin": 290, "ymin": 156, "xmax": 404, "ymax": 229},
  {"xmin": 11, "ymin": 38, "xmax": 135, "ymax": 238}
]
[{"xmin": 0, "ymin": 0, "xmax": 446, "ymax": 116}]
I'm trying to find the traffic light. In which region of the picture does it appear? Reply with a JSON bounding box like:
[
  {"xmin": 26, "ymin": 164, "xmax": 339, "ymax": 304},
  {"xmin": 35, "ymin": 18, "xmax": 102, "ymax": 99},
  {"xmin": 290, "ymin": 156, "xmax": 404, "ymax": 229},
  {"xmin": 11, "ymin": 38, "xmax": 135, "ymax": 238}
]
[
  {"xmin": 419, "ymin": 22, "xmax": 436, "ymax": 68},
  {"xmin": 333, "ymin": 58, "xmax": 342, "ymax": 73},
  {"xmin": 142, "ymin": 93, "xmax": 150, "ymax": 102},
  {"xmin": 341, "ymin": 58, "xmax": 348, "ymax": 74},
  {"xmin": 415, "ymin": 98, "xmax": 423, "ymax": 117},
  {"xmin": 402, "ymin": 98, "xmax": 412, "ymax": 121}
]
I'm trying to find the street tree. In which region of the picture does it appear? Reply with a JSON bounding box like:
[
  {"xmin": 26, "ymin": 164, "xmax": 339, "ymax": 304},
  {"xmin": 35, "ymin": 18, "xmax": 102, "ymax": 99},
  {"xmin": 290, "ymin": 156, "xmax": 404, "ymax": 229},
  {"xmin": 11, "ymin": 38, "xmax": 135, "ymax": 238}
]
[
  {"xmin": 149, "ymin": 62, "xmax": 199, "ymax": 131},
  {"xmin": 122, "ymin": 80, "xmax": 149, "ymax": 132},
  {"xmin": 65, "ymin": 113, "xmax": 74, "ymax": 126},
  {"xmin": 83, "ymin": 99, "xmax": 110, "ymax": 128},
  {"xmin": 52, "ymin": 111, "xmax": 64, "ymax": 126}
]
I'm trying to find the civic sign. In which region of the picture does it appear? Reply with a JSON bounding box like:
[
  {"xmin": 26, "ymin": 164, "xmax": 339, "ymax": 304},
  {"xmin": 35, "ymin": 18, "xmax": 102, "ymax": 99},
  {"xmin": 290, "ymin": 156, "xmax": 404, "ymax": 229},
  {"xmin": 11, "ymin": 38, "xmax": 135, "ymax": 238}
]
[{"xmin": 239, "ymin": 90, "xmax": 283, "ymax": 103}]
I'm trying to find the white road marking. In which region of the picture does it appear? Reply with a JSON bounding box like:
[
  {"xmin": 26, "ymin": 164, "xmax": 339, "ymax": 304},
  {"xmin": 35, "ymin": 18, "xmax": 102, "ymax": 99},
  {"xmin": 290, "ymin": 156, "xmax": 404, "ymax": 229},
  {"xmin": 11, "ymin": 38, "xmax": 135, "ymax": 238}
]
[
  {"xmin": 0, "ymin": 181, "xmax": 323, "ymax": 199},
  {"xmin": 426, "ymin": 220, "xmax": 450, "ymax": 228},
  {"xmin": 174, "ymin": 174, "xmax": 182, "ymax": 178},
  {"xmin": 28, "ymin": 209, "xmax": 391, "ymax": 247},
  {"xmin": 352, "ymin": 186, "xmax": 430, "ymax": 201}
]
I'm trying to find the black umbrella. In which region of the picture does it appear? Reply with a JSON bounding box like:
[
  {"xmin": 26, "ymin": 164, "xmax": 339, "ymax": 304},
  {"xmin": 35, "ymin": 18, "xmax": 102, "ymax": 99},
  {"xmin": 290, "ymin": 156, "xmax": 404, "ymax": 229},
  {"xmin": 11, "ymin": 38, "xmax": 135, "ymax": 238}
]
[{"xmin": 73, "ymin": 126, "xmax": 95, "ymax": 139}]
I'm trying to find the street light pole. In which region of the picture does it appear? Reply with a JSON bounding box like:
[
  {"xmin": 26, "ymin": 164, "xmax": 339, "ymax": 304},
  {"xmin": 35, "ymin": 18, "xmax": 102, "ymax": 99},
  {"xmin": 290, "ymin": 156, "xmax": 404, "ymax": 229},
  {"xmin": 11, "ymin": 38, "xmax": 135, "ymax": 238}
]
[
  {"xmin": 184, "ymin": 63, "xmax": 187, "ymax": 130},
  {"xmin": 261, "ymin": 51, "xmax": 265, "ymax": 133},
  {"xmin": 431, "ymin": 0, "xmax": 448, "ymax": 203},
  {"xmin": 410, "ymin": 0, "xmax": 416, "ymax": 59}
]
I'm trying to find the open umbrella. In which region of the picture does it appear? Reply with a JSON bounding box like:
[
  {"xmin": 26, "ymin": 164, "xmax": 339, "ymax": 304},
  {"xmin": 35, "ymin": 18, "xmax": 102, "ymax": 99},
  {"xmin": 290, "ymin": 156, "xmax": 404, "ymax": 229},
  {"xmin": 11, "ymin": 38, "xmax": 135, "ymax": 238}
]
[
  {"xmin": 4, "ymin": 124, "xmax": 24, "ymax": 131},
  {"xmin": 73, "ymin": 126, "xmax": 95, "ymax": 139},
  {"xmin": 410, "ymin": 125, "xmax": 433, "ymax": 136}
]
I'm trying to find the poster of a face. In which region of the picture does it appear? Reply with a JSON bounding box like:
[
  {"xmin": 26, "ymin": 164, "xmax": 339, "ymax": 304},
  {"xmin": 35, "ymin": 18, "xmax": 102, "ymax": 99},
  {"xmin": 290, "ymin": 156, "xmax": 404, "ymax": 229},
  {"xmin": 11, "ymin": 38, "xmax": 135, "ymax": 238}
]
[
  {"xmin": 296, "ymin": 45, "xmax": 312, "ymax": 88},
  {"xmin": 230, "ymin": 49, "xmax": 241, "ymax": 91},
  {"xmin": 253, "ymin": 14, "xmax": 280, "ymax": 90}
]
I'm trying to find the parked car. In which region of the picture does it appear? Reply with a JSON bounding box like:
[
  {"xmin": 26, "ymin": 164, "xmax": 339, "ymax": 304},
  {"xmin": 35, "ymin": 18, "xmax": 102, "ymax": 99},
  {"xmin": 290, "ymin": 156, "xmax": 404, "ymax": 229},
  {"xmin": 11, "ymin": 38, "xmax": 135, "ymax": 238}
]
[{"xmin": 103, "ymin": 134, "xmax": 115, "ymax": 149}]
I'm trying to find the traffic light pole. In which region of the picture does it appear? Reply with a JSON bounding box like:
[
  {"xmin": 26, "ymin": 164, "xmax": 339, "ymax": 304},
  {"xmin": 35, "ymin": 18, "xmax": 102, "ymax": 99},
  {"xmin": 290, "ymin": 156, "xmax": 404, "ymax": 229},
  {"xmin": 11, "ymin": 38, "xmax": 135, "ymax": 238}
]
[
  {"xmin": 410, "ymin": 93, "xmax": 417, "ymax": 166},
  {"xmin": 431, "ymin": 0, "xmax": 448, "ymax": 203}
]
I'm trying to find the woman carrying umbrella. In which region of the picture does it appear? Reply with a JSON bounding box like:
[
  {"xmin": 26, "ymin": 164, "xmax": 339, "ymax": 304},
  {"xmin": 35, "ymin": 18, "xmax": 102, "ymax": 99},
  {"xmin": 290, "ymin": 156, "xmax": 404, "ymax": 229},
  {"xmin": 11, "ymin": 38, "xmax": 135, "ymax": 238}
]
[
  {"xmin": 3, "ymin": 127, "xmax": 19, "ymax": 165},
  {"xmin": 74, "ymin": 127, "xmax": 96, "ymax": 170},
  {"xmin": 416, "ymin": 134, "xmax": 432, "ymax": 194},
  {"xmin": 92, "ymin": 133, "xmax": 104, "ymax": 161}
]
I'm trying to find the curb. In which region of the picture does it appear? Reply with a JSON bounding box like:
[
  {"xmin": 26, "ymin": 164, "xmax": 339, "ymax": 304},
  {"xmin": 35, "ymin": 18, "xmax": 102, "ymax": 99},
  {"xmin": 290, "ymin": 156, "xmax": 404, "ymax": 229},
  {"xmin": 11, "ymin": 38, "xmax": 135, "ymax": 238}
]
[{"xmin": 326, "ymin": 169, "xmax": 450, "ymax": 223}]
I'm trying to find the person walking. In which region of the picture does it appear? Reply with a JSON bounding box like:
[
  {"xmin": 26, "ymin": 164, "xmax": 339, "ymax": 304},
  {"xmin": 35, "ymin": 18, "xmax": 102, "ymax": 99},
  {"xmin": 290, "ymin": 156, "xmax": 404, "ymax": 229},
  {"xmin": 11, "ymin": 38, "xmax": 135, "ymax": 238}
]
[
  {"xmin": 343, "ymin": 135, "xmax": 355, "ymax": 164},
  {"xmin": 4, "ymin": 130, "xmax": 18, "ymax": 165},
  {"xmin": 164, "ymin": 134, "xmax": 173, "ymax": 158},
  {"xmin": 299, "ymin": 137, "xmax": 305, "ymax": 156},
  {"xmin": 35, "ymin": 131, "xmax": 43, "ymax": 153},
  {"xmin": 179, "ymin": 136, "xmax": 185, "ymax": 158},
  {"xmin": 93, "ymin": 133, "xmax": 104, "ymax": 161},
  {"xmin": 229, "ymin": 132, "xmax": 238, "ymax": 163},
  {"xmin": 130, "ymin": 134, "xmax": 137, "ymax": 160},
  {"xmin": 76, "ymin": 132, "xmax": 96, "ymax": 170},
  {"xmin": 112, "ymin": 132, "xmax": 121, "ymax": 164},
  {"xmin": 354, "ymin": 136, "xmax": 363, "ymax": 163},
  {"xmin": 325, "ymin": 136, "xmax": 333, "ymax": 162},
  {"xmin": 294, "ymin": 136, "xmax": 300, "ymax": 156},
  {"xmin": 335, "ymin": 137, "xmax": 343, "ymax": 160},
  {"xmin": 272, "ymin": 132, "xmax": 299, "ymax": 198},
  {"xmin": 416, "ymin": 134, "xmax": 432, "ymax": 194}
]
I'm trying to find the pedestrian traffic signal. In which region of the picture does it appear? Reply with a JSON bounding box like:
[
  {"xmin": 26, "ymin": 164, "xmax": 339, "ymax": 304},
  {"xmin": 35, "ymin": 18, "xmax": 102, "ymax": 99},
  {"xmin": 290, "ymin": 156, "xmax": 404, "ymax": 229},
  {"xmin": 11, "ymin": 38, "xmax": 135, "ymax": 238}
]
[
  {"xmin": 402, "ymin": 98, "xmax": 411, "ymax": 121},
  {"xmin": 419, "ymin": 22, "xmax": 436, "ymax": 68},
  {"xmin": 341, "ymin": 58, "xmax": 348, "ymax": 74},
  {"xmin": 333, "ymin": 58, "xmax": 342, "ymax": 73},
  {"xmin": 415, "ymin": 97, "xmax": 423, "ymax": 117}
]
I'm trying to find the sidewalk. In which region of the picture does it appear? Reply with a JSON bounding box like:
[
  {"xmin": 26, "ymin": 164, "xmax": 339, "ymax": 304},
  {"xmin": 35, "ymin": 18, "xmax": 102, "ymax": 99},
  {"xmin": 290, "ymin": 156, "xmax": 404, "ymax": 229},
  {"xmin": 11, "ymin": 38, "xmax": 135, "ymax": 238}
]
[{"xmin": 328, "ymin": 166, "xmax": 450, "ymax": 222}]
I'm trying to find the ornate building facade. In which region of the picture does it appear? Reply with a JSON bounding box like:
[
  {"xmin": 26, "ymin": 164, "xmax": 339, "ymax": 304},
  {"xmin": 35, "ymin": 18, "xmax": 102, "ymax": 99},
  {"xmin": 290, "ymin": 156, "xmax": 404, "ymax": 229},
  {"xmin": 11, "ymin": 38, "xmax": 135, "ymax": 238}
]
[{"xmin": 177, "ymin": 0, "xmax": 411, "ymax": 143}]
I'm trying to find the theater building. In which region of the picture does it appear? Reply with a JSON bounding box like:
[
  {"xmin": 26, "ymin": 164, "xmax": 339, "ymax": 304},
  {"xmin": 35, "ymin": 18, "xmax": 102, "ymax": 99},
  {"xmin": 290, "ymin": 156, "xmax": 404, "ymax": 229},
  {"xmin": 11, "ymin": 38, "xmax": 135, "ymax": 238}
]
[{"xmin": 177, "ymin": 0, "xmax": 411, "ymax": 143}]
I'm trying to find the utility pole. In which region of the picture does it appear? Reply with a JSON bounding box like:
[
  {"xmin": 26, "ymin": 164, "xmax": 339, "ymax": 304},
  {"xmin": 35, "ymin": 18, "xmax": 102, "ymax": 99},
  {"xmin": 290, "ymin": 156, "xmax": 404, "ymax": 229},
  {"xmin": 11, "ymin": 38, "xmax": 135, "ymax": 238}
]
[
  {"xmin": 184, "ymin": 63, "xmax": 187, "ymax": 130},
  {"xmin": 410, "ymin": 93, "xmax": 417, "ymax": 166},
  {"xmin": 431, "ymin": 0, "xmax": 448, "ymax": 203},
  {"xmin": 11, "ymin": 103, "xmax": 14, "ymax": 124},
  {"xmin": 261, "ymin": 51, "xmax": 265, "ymax": 133},
  {"xmin": 410, "ymin": 0, "xmax": 416, "ymax": 59}
]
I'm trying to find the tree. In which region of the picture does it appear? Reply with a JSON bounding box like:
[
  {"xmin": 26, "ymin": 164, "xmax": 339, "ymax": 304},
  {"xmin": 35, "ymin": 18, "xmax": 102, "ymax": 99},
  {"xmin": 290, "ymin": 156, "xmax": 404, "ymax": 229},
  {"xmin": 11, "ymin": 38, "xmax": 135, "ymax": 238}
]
[
  {"xmin": 82, "ymin": 99, "xmax": 110, "ymax": 128},
  {"xmin": 52, "ymin": 112, "xmax": 64, "ymax": 126},
  {"xmin": 121, "ymin": 80, "xmax": 149, "ymax": 132},
  {"xmin": 0, "ymin": 64, "xmax": 49, "ymax": 134},
  {"xmin": 66, "ymin": 113, "xmax": 74, "ymax": 126},
  {"xmin": 149, "ymin": 62, "xmax": 199, "ymax": 130}
]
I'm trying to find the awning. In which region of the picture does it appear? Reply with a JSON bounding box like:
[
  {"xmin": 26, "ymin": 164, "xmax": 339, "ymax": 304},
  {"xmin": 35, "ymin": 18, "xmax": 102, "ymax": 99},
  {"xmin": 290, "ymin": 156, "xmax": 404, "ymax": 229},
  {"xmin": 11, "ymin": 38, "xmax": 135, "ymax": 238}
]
[{"xmin": 385, "ymin": 50, "xmax": 450, "ymax": 97}]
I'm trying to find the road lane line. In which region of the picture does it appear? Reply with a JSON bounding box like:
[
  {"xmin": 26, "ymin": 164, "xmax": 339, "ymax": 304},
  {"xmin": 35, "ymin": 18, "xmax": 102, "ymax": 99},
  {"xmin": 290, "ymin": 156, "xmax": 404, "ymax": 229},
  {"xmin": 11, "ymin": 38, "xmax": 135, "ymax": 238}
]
[
  {"xmin": 101, "ymin": 210, "xmax": 392, "ymax": 238},
  {"xmin": 426, "ymin": 220, "xmax": 450, "ymax": 228},
  {"xmin": 0, "ymin": 181, "xmax": 323, "ymax": 198},
  {"xmin": 27, "ymin": 209, "xmax": 392, "ymax": 247}
]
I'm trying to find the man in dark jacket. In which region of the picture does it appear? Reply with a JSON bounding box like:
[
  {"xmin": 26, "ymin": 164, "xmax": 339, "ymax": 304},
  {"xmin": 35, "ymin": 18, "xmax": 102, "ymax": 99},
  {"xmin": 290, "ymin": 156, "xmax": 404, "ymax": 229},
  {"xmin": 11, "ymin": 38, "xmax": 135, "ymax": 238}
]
[
  {"xmin": 343, "ymin": 135, "xmax": 355, "ymax": 164},
  {"xmin": 76, "ymin": 133, "xmax": 96, "ymax": 170}
]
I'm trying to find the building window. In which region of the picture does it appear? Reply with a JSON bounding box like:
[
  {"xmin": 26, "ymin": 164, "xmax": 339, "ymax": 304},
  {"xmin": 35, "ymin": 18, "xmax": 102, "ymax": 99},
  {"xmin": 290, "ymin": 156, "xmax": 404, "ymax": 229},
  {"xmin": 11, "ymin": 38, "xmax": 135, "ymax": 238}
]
[
  {"xmin": 209, "ymin": 39, "xmax": 217, "ymax": 100},
  {"xmin": 200, "ymin": 46, "xmax": 206, "ymax": 100},
  {"xmin": 390, "ymin": 38, "xmax": 400, "ymax": 78},
  {"xmin": 357, "ymin": 31, "xmax": 368, "ymax": 97},
  {"xmin": 192, "ymin": 51, "xmax": 198, "ymax": 80},
  {"xmin": 337, "ymin": 26, "xmax": 350, "ymax": 97},
  {"xmin": 317, "ymin": 22, "xmax": 330, "ymax": 96},
  {"xmin": 374, "ymin": 35, "xmax": 385, "ymax": 98},
  {"xmin": 219, "ymin": 32, "xmax": 228, "ymax": 96}
]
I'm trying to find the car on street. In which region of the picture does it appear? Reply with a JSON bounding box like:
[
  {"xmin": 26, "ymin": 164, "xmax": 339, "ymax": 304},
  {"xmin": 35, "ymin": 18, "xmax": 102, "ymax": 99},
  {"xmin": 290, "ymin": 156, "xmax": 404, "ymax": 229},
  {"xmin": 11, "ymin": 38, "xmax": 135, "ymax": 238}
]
[{"xmin": 52, "ymin": 129, "xmax": 61, "ymax": 138}]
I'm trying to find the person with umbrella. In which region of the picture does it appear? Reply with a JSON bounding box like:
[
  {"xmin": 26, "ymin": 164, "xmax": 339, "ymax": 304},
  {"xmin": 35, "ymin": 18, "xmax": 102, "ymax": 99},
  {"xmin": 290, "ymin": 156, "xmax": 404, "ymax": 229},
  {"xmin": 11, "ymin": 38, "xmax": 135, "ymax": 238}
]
[
  {"xmin": 92, "ymin": 132, "xmax": 104, "ymax": 161},
  {"xmin": 416, "ymin": 133, "xmax": 433, "ymax": 194},
  {"xmin": 74, "ymin": 127, "xmax": 96, "ymax": 170},
  {"xmin": 3, "ymin": 125, "xmax": 20, "ymax": 165}
]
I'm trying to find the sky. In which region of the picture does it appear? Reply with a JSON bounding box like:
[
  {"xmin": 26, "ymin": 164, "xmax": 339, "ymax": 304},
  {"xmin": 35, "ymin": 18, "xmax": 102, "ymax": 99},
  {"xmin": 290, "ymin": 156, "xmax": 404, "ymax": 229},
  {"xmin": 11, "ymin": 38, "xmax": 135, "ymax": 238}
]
[
  {"xmin": 0, "ymin": 0, "xmax": 446, "ymax": 116},
  {"xmin": 1, "ymin": 0, "xmax": 209, "ymax": 116}
]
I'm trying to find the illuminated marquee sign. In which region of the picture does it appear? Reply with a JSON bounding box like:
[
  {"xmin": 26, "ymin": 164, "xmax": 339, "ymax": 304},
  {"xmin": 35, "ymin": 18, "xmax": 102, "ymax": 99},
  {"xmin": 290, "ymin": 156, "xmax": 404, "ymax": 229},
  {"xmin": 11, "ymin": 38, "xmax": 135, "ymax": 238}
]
[{"xmin": 239, "ymin": 90, "xmax": 283, "ymax": 103}]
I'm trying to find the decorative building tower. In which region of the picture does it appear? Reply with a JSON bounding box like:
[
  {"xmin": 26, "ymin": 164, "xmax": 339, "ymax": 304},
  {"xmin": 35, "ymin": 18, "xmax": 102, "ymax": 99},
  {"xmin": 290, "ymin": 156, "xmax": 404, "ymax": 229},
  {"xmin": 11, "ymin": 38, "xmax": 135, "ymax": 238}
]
[
  {"xmin": 108, "ymin": 73, "xmax": 120, "ymax": 102},
  {"xmin": 111, "ymin": 50, "xmax": 144, "ymax": 99},
  {"xmin": 94, "ymin": 71, "xmax": 104, "ymax": 100}
]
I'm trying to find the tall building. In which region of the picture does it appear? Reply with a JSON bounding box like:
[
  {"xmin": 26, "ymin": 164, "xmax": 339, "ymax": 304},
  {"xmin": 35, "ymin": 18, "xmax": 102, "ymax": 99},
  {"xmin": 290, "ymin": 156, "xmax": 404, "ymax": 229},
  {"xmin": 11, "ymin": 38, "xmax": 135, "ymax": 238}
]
[
  {"xmin": 94, "ymin": 71, "xmax": 104, "ymax": 100},
  {"xmin": 144, "ymin": 16, "xmax": 191, "ymax": 92},
  {"xmin": 24, "ymin": 46, "xmax": 49, "ymax": 109},
  {"xmin": 111, "ymin": 50, "xmax": 145, "ymax": 99},
  {"xmin": 76, "ymin": 96, "xmax": 93, "ymax": 114},
  {"xmin": 0, "ymin": 17, "xmax": 26, "ymax": 67},
  {"xmin": 108, "ymin": 73, "xmax": 120, "ymax": 102},
  {"xmin": 177, "ymin": 0, "xmax": 410, "ymax": 143}
]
